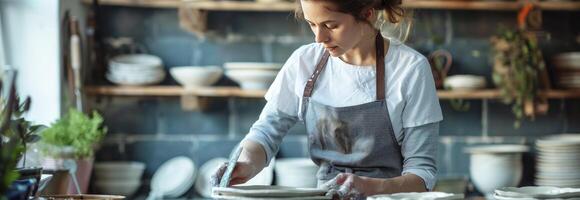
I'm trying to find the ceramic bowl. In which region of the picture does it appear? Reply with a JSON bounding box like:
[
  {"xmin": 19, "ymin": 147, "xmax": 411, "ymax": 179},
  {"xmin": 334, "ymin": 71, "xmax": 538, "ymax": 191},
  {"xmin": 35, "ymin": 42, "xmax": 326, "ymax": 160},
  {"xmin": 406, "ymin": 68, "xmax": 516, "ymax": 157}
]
[
  {"xmin": 95, "ymin": 180, "xmax": 141, "ymax": 196},
  {"xmin": 170, "ymin": 66, "xmax": 223, "ymax": 88},
  {"xmin": 465, "ymin": 145, "xmax": 529, "ymax": 198},
  {"xmin": 226, "ymin": 69, "xmax": 278, "ymax": 90},
  {"xmin": 94, "ymin": 161, "xmax": 146, "ymax": 181},
  {"xmin": 444, "ymin": 75, "xmax": 486, "ymax": 90},
  {"xmin": 109, "ymin": 54, "xmax": 163, "ymax": 71}
]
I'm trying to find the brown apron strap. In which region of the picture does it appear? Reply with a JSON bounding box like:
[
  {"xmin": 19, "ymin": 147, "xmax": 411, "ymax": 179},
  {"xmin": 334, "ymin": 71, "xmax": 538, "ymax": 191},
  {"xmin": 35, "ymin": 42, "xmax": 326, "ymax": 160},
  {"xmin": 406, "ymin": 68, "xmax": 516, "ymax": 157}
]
[
  {"xmin": 303, "ymin": 50, "xmax": 330, "ymax": 98},
  {"xmin": 376, "ymin": 33, "xmax": 386, "ymax": 100},
  {"xmin": 303, "ymin": 32, "xmax": 386, "ymax": 100}
]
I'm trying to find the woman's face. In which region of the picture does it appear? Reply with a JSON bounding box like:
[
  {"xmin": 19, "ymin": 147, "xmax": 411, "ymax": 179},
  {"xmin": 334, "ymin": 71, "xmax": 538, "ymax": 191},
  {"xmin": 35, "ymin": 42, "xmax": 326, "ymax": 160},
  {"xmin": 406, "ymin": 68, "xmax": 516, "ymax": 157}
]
[{"xmin": 301, "ymin": 0, "xmax": 368, "ymax": 57}]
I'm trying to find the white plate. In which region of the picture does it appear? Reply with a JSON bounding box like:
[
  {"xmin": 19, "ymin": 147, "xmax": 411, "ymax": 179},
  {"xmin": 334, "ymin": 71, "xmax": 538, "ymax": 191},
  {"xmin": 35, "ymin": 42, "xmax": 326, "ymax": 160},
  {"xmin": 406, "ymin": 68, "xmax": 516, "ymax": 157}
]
[
  {"xmin": 495, "ymin": 186, "xmax": 580, "ymax": 199},
  {"xmin": 367, "ymin": 192, "xmax": 464, "ymax": 200},
  {"xmin": 464, "ymin": 145, "xmax": 529, "ymax": 154},
  {"xmin": 151, "ymin": 156, "xmax": 196, "ymax": 198},
  {"xmin": 537, "ymin": 134, "xmax": 580, "ymax": 147},
  {"xmin": 212, "ymin": 195, "xmax": 331, "ymax": 200},
  {"xmin": 195, "ymin": 157, "xmax": 228, "ymax": 198},
  {"xmin": 213, "ymin": 185, "xmax": 327, "ymax": 198}
]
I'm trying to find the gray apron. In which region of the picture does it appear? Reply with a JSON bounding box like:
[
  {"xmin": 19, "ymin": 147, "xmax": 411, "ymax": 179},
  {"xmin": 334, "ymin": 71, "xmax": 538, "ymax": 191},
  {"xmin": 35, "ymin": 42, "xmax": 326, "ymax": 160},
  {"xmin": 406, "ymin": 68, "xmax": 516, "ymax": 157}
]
[{"xmin": 299, "ymin": 34, "xmax": 403, "ymax": 185}]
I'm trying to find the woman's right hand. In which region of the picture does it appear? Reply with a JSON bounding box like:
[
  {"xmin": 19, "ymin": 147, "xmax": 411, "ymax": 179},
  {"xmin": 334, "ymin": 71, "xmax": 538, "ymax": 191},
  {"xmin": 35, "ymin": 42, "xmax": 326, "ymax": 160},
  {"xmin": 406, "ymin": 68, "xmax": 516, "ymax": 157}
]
[{"xmin": 210, "ymin": 160, "xmax": 259, "ymax": 187}]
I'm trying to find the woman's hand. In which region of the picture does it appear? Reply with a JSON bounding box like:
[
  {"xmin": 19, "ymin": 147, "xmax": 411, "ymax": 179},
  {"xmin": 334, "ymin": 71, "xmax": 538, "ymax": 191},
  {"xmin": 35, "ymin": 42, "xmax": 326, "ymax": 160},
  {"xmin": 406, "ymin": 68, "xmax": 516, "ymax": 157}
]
[
  {"xmin": 210, "ymin": 161, "xmax": 259, "ymax": 187},
  {"xmin": 320, "ymin": 173, "xmax": 373, "ymax": 200},
  {"xmin": 320, "ymin": 173, "xmax": 428, "ymax": 199}
]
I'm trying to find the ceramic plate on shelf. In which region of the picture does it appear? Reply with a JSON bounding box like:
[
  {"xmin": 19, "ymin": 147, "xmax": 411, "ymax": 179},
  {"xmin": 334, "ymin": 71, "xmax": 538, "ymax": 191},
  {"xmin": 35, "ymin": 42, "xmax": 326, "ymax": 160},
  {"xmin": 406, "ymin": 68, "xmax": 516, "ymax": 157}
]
[
  {"xmin": 150, "ymin": 156, "xmax": 196, "ymax": 198},
  {"xmin": 367, "ymin": 192, "xmax": 464, "ymax": 200},
  {"xmin": 213, "ymin": 185, "xmax": 327, "ymax": 198}
]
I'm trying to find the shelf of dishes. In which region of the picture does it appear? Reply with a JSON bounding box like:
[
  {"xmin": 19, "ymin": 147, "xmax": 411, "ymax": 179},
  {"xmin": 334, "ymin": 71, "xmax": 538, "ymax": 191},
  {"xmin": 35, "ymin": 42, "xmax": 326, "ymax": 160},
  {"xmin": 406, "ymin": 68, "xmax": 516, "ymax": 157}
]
[
  {"xmin": 84, "ymin": 86, "xmax": 580, "ymax": 99},
  {"xmin": 81, "ymin": 0, "xmax": 580, "ymax": 11}
]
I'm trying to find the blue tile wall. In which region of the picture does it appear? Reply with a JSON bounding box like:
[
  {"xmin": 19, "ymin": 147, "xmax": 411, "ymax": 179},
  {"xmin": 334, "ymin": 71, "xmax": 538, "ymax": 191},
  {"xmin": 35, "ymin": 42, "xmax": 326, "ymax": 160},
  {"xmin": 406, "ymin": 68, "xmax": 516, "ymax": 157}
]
[{"xmin": 88, "ymin": 5, "xmax": 579, "ymax": 198}]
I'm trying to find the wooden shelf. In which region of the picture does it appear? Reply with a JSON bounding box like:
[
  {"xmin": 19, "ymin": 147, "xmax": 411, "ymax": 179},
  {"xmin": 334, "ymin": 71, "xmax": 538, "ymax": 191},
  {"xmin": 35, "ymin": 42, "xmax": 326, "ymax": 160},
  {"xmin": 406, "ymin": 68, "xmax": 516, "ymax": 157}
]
[
  {"xmin": 85, "ymin": 86, "xmax": 267, "ymax": 98},
  {"xmin": 182, "ymin": 0, "xmax": 295, "ymax": 12},
  {"xmin": 83, "ymin": 0, "xmax": 580, "ymax": 11},
  {"xmin": 85, "ymin": 86, "xmax": 580, "ymax": 99},
  {"xmin": 83, "ymin": 0, "xmax": 183, "ymax": 8}
]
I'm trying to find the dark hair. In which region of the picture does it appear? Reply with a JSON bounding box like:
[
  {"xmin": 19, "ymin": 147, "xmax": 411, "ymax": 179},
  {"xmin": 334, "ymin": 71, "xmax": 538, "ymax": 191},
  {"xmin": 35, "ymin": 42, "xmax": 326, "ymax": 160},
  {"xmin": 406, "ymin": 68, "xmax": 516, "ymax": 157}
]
[{"xmin": 294, "ymin": 0, "xmax": 405, "ymax": 24}]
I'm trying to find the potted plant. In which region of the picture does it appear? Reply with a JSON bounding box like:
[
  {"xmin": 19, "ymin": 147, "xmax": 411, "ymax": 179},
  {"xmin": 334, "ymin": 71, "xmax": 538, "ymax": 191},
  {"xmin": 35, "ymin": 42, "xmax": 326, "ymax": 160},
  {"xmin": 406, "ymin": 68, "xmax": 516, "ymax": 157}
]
[
  {"xmin": 39, "ymin": 108, "xmax": 107, "ymax": 194},
  {"xmin": 1, "ymin": 71, "xmax": 44, "ymax": 200}
]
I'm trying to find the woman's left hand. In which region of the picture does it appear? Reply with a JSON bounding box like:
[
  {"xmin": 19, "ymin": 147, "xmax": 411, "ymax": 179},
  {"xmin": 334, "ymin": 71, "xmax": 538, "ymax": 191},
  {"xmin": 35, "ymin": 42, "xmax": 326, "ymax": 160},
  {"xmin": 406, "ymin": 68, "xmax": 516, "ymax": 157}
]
[{"xmin": 320, "ymin": 173, "xmax": 372, "ymax": 200}]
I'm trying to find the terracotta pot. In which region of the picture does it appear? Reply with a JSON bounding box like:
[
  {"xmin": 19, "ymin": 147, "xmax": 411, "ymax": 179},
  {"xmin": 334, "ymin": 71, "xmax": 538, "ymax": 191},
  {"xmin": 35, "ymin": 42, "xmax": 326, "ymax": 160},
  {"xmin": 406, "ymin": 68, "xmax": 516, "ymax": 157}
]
[{"xmin": 41, "ymin": 157, "xmax": 94, "ymax": 194}]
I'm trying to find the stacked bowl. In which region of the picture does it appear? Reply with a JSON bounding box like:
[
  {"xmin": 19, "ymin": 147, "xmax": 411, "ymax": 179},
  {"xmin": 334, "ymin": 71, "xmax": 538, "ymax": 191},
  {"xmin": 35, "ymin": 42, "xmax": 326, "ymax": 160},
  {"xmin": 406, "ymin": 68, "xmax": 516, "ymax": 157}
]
[
  {"xmin": 553, "ymin": 52, "xmax": 580, "ymax": 89},
  {"xmin": 535, "ymin": 134, "xmax": 580, "ymax": 188},
  {"xmin": 93, "ymin": 161, "xmax": 145, "ymax": 196},
  {"xmin": 107, "ymin": 54, "xmax": 165, "ymax": 86},
  {"xmin": 224, "ymin": 62, "xmax": 282, "ymax": 90}
]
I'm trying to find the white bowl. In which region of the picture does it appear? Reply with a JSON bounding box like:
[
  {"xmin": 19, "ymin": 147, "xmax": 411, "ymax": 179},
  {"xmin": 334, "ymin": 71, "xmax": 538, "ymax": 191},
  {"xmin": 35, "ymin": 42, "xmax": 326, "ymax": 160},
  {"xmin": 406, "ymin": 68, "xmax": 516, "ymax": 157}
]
[
  {"xmin": 109, "ymin": 54, "xmax": 163, "ymax": 71},
  {"xmin": 94, "ymin": 161, "xmax": 146, "ymax": 181},
  {"xmin": 95, "ymin": 180, "xmax": 141, "ymax": 196},
  {"xmin": 170, "ymin": 66, "xmax": 223, "ymax": 88},
  {"xmin": 465, "ymin": 145, "xmax": 529, "ymax": 198},
  {"xmin": 106, "ymin": 71, "xmax": 165, "ymax": 86},
  {"xmin": 223, "ymin": 62, "xmax": 282, "ymax": 71},
  {"xmin": 444, "ymin": 75, "xmax": 486, "ymax": 90},
  {"xmin": 226, "ymin": 70, "xmax": 278, "ymax": 90},
  {"xmin": 274, "ymin": 158, "xmax": 319, "ymax": 188}
]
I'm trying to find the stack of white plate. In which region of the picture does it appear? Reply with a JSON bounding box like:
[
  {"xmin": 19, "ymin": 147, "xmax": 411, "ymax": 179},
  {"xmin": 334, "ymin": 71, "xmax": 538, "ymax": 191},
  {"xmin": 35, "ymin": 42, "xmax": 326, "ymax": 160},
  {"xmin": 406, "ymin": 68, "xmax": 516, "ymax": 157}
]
[
  {"xmin": 553, "ymin": 52, "xmax": 580, "ymax": 89},
  {"xmin": 224, "ymin": 62, "xmax": 282, "ymax": 90},
  {"xmin": 494, "ymin": 186, "xmax": 580, "ymax": 200},
  {"xmin": 107, "ymin": 54, "xmax": 166, "ymax": 86},
  {"xmin": 535, "ymin": 134, "xmax": 580, "ymax": 188}
]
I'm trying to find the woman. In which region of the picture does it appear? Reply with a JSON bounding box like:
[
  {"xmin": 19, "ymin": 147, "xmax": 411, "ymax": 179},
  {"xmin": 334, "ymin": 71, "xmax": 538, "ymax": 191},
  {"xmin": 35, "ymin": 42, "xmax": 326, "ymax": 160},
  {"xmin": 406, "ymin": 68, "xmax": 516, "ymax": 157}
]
[{"xmin": 212, "ymin": 0, "xmax": 442, "ymax": 199}]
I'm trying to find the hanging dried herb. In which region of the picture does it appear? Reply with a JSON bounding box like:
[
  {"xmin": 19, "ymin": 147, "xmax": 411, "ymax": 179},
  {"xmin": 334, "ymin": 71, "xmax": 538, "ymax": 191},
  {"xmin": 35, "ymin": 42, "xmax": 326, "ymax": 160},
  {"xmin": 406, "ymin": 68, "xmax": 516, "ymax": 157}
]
[{"xmin": 490, "ymin": 29, "xmax": 545, "ymax": 128}]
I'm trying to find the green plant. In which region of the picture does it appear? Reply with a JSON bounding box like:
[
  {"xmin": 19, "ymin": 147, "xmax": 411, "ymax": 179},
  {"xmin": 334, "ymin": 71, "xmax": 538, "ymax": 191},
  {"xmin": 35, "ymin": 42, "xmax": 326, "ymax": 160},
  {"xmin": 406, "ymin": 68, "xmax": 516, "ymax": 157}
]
[
  {"xmin": 1, "ymin": 95, "xmax": 46, "ymax": 168},
  {"xmin": 40, "ymin": 108, "xmax": 107, "ymax": 159},
  {"xmin": 490, "ymin": 28, "xmax": 545, "ymax": 128},
  {"xmin": 0, "ymin": 71, "xmax": 25, "ymax": 200}
]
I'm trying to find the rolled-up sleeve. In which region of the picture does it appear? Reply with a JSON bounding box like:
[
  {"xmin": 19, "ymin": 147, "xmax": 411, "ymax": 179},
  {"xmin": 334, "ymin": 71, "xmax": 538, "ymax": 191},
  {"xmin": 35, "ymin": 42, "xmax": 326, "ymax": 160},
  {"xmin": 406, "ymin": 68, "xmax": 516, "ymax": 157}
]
[
  {"xmin": 400, "ymin": 122, "xmax": 439, "ymax": 191},
  {"xmin": 243, "ymin": 101, "xmax": 298, "ymax": 165}
]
